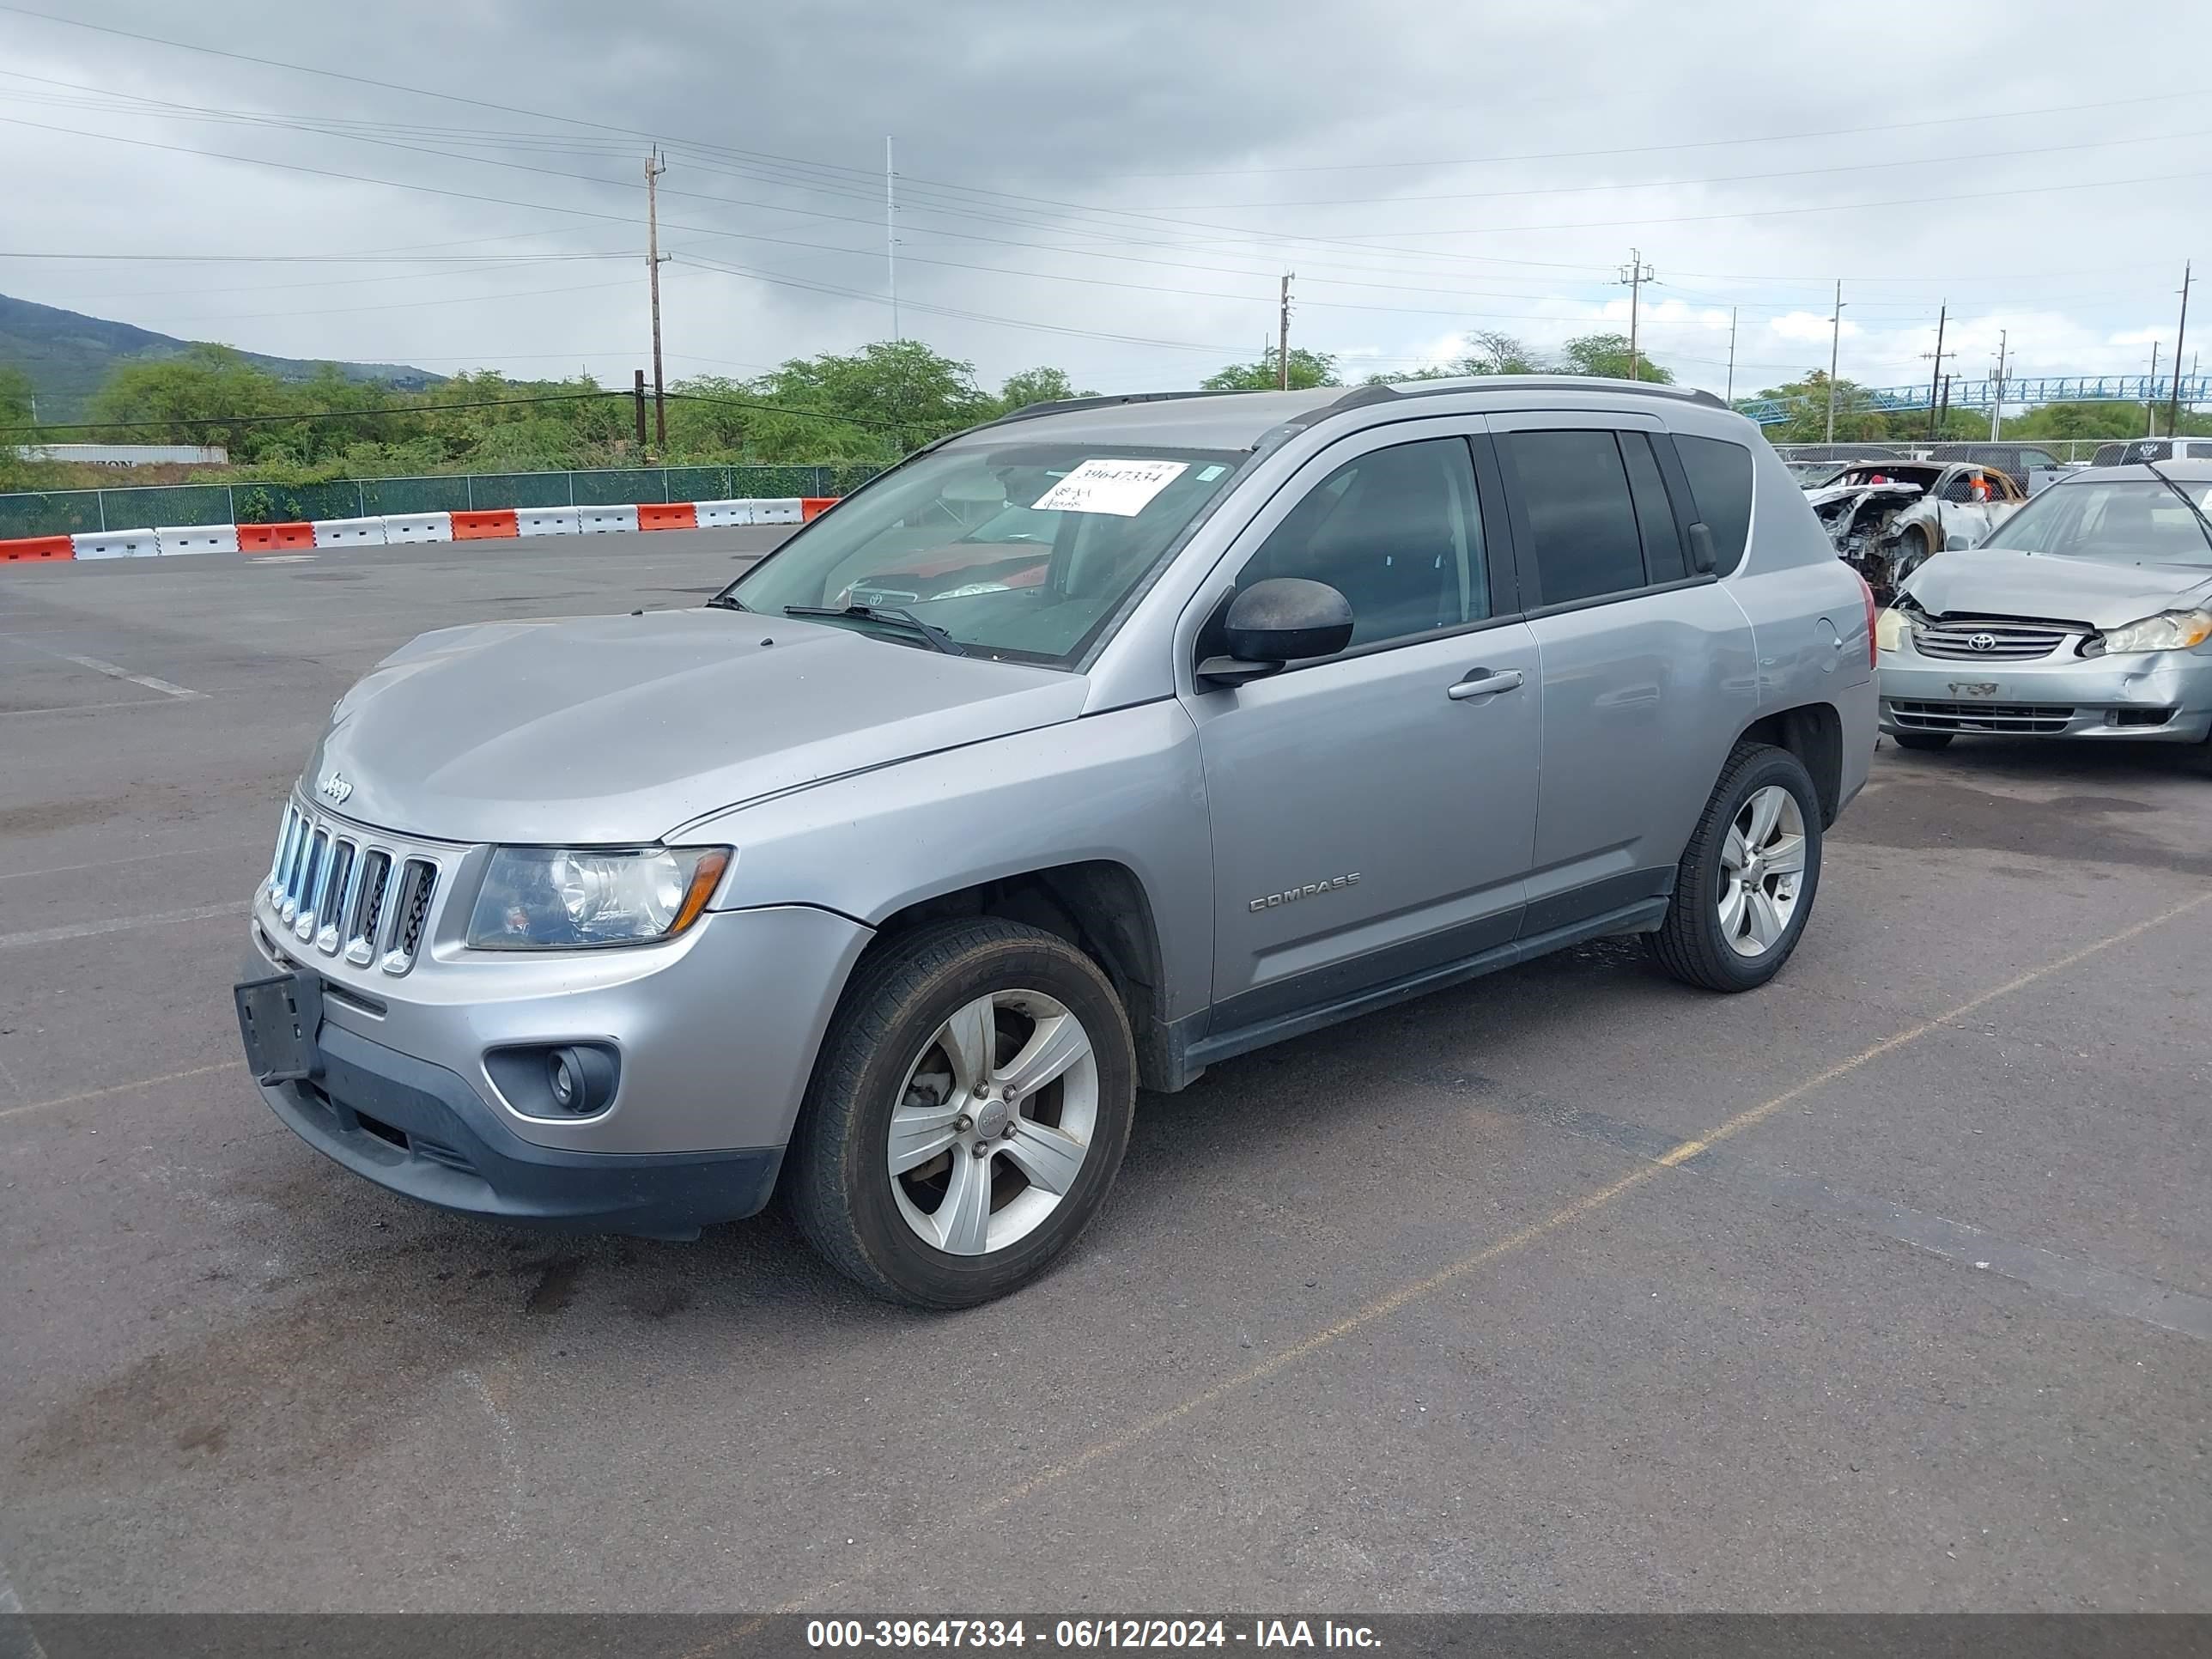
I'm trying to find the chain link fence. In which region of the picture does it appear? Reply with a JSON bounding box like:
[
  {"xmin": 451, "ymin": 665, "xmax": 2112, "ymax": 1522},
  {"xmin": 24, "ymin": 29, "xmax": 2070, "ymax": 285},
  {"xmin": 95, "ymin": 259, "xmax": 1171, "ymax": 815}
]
[{"xmin": 0, "ymin": 464, "xmax": 886, "ymax": 539}]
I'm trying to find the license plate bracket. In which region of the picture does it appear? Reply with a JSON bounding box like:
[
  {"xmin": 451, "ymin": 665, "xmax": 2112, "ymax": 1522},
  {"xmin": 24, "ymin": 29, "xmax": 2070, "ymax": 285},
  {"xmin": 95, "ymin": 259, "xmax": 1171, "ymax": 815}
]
[{"xmin": 234, "ymin": 969, "xmax": 324, "ymax": 1084}]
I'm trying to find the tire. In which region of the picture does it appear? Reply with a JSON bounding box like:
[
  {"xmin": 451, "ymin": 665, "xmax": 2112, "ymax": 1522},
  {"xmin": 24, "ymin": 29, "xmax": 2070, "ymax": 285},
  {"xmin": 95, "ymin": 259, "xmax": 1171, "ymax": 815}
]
[
  {"xmin": 1650, "ymin": 743, "xmax": 1824, "ymax": 994},
  {"xmin": 1890, "ymin": 731, "xmax": 1954, "ymax": 752},
  {"xmin": 785, "ymin": 917, "xmax": 1136, "ymax": 1309}
]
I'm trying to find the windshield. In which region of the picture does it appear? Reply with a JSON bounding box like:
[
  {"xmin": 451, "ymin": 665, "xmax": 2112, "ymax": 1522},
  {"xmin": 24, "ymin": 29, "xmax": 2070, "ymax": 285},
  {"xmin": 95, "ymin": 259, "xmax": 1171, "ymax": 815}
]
[
  {"xmin": 1980, "ymin": 477, "xmax": 2212, "ymax": 567},
  {"xmin": 723, "ymin": 441, "xmax": 1243, "ymax": 666}
]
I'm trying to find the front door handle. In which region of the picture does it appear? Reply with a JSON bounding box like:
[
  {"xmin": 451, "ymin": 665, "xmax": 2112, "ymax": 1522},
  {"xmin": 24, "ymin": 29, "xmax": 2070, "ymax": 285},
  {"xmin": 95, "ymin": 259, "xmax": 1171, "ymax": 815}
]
[{"xmin": 1447, "ymin": 668, "xmax": 1525, "ymax": 701}]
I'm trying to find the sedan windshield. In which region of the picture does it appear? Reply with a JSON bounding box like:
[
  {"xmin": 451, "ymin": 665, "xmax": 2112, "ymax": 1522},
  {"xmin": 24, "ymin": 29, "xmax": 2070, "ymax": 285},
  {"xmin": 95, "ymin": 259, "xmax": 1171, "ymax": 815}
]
[
  {"xmin": 722, "ymin": 441, "xmax": 1243, "ymax": 666},
  {"xmin": 1981, "ymin": 477, "xmax": 2212, "ymax": 567}
]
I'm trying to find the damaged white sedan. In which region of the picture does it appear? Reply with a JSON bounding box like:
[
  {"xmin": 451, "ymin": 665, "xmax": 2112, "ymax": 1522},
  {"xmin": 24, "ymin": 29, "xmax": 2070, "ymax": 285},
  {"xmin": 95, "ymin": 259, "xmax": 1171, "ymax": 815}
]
[{"xmin": 1807, "ymin": 462, "xmax": 2027, "ymax": 596}]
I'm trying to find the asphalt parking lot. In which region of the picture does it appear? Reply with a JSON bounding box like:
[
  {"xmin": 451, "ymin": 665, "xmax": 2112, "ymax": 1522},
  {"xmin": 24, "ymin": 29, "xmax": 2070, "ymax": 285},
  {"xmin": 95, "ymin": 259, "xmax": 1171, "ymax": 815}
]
[{"xmin": 2, "ymin": 532, "xmax": 2208, "ymax": 1615}]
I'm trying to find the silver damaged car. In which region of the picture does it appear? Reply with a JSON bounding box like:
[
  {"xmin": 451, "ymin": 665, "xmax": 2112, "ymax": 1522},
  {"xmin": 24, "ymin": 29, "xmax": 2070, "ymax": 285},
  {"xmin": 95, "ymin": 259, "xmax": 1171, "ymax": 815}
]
[
  {"xmin": 237, "ymin": 379, "xmax": 1876, "ymax": 1305},
  {"xmin": 1877, "ymin": 461, "xmax": 2212, "ymax": 757}
]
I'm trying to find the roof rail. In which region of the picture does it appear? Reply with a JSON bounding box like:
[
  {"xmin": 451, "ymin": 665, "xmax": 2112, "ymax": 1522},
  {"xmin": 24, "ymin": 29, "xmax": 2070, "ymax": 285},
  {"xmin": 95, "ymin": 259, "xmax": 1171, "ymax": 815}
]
[
  {"xmin": 1364, "ymin": 374, "xmax": 1729, "ymax": 411},
  {"xmin": 994, "ymin": 388, "xmax": 1252, "ymax": 427}
]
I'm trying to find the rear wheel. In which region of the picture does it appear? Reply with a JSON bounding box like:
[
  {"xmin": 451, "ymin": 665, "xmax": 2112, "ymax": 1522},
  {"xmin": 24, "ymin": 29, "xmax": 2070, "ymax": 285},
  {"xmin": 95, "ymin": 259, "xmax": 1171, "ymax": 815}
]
[
  {"xmin": 1651, "ymin": 743, "xmax": 1823, "ymax": 994},
  {"xmin": 786, "ymin": 918, "xmax": 1135, "ymax": 1308},
  {"xmin": 1890, "ymin": 731, "xmax": 1954, "ymax": 752}
]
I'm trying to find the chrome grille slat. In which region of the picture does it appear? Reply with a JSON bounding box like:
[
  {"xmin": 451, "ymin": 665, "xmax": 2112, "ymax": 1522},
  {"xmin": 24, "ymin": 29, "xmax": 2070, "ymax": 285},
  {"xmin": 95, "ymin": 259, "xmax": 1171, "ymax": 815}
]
[
  {"xmin": 316, "ymin": 840, "xmax": 358, "ymax": 955},
  {"xmin": 346, "ymin": 850, "xmax": 392, "ymax": 966},
  {"xmin": 292, "ymin": 830, "xmax": 330, "ymax": 937},
  {"xmin": 1910, "ymin": 612, "xmax": 2080, "ymax": 663}
]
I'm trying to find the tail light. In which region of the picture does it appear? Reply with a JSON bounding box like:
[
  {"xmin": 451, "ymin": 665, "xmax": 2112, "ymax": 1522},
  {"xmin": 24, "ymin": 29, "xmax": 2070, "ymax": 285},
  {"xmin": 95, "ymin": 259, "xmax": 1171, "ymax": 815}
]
[{"xmin": 1855, "ymin": 570, "xmax": 1878, "ymax": 668}]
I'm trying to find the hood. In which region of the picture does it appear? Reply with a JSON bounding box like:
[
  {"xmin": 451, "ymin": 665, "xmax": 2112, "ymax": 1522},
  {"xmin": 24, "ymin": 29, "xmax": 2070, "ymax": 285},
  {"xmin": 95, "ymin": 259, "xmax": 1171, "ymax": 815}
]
[
  {"xmin": 1807, "ymin": 480, "xmax": 1923, "ymax": 512},
  {"xmin": 1900, "ymin": 546, "xmax": 2212, "ymax": 629},
  {"xmin": 306, "ymin": 609, "xmax": 1088, "ymax": 843}
]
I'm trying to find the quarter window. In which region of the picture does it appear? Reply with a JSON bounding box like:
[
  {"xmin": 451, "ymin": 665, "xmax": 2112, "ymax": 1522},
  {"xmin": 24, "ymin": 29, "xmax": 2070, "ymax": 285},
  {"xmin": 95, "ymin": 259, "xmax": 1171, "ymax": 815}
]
[
  {"xmin": 1504, "ymin": 429, "xmax": 1646, "ymax": 605},
  {"xmin": 1238, "ymin": 437, "xmax": 1489, "ymax": 648},
  {"xmin": 1673, "ymin": 434, "xmax": 1754, "ymax": 577}
]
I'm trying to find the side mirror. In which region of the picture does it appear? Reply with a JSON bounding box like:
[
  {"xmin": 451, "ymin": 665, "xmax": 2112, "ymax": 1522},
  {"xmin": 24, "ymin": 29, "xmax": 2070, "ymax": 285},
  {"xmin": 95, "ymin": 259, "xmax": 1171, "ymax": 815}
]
[
  {"xmin": 1944, "ymin": 531, "xmax": 1972, "ymax": 551},
  {"xmin": 1197, "ymin": 578, "xmax": 1355, "ymax": 688},
  {"xmin": 1686, "ymin": 521, "xmax": 1717, "ymax": 575}
]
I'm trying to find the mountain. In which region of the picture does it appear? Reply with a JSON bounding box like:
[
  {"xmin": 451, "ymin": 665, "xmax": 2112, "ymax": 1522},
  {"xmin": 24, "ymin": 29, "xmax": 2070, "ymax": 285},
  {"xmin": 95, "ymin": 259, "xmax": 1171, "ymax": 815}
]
[{"xmin": 0, "ymin": 292, "xmax": 444, "ymax": 423}]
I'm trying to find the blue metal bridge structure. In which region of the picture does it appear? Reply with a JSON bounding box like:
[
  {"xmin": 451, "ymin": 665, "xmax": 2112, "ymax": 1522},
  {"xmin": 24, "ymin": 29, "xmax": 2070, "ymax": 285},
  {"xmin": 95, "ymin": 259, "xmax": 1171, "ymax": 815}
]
[{"xmin": 1734, "ymin": 374, "xmax": 2212, "ymax": 426}]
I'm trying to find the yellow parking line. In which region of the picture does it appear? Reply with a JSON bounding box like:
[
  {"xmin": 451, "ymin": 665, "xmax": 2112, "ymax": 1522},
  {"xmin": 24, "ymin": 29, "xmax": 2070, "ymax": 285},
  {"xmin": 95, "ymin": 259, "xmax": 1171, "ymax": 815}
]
[
  {"xmin": 763, "ymin": 884, "xmax": 2212, "ymax": 1619},
  {"xmin": 0, "ymin": 1061, "xmax": 240, "ymax": 1125}
]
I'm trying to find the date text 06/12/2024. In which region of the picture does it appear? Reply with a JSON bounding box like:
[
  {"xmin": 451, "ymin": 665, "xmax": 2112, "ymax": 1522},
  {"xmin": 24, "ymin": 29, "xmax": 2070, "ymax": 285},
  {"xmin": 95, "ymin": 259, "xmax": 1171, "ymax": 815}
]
[{"xmin": 805, "ymin": 1620, "xmax": 1382, "ymax": 1650}]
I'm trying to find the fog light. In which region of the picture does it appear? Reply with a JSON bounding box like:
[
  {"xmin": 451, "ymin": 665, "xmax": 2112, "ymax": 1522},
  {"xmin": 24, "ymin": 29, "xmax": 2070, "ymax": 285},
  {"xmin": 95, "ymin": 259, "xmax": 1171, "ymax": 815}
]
[{"xmin": 545, "ymin": 1044, "xmax": 617, "ymax": 1115}]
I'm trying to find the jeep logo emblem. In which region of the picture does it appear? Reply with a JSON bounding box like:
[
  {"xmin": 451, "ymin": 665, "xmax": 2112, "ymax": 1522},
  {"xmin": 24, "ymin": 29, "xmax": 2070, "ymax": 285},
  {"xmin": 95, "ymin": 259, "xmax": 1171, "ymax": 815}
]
[{"xmin": 318, "ymin": 771, "xmax": 353, "ymax": 804}]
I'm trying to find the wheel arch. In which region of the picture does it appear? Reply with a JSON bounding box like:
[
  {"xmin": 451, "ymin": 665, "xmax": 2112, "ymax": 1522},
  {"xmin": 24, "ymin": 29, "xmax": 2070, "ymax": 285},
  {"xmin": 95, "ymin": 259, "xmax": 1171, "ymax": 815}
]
[
  {"xmin": 1736, "ymin": 702, "xmax": 1845, "ymax": 827},
  {"xmin": 860, "ymin": 861, "xmax": 1173, "ymax": 1091}
]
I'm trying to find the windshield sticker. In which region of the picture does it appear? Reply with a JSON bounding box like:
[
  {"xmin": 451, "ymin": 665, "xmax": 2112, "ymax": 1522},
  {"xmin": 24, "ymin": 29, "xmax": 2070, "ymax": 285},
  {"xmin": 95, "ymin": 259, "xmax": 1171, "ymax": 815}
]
[
  {"xmin": 1197, "ymin": 464, "xmax": 1226, "ymax": 482},
  {"xmin": 1031, "ymin": 459, "xmax": 1189, "ymax": 516}
]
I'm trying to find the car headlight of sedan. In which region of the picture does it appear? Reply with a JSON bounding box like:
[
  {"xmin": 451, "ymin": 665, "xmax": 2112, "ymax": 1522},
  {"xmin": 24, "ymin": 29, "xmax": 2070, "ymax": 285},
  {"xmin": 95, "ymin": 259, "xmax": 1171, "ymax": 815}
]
[
  {"xmin": 466, "ymin": 846, "xmax": 731, "ymax": 949},
  {"xmin": 1875, "ymin": 607, "xmax": 1910, "ymax": 653},
  {"xmin": 2092, "ymin": 608, "xmax": 2212, "ymax": 655}
]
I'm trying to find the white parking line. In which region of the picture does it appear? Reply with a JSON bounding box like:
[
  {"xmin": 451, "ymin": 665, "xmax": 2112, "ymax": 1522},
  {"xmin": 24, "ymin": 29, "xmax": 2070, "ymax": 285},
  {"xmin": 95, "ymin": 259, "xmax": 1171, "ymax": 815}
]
[
  {"xmin": 0, "ymin": 842, "xmax": 239, "ymax": 883},
  {"xmin": 0, "ymin": 902, "xmax": 240, "ymax": 952},
  {"xmin": 50, "ymin": 653, "xmax": 203, "ymax": 700}
]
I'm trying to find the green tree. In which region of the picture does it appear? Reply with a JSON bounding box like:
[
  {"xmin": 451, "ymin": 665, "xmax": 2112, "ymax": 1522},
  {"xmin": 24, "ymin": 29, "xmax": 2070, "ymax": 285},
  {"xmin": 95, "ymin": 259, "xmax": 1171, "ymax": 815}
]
[
  {"xmin": 1558, "ymin": 332, "xmax": 1674, "ymax": 383},
  {"xmin": 0, "ymin": 364, "xmax": 33, "ymax": 428},
  {"xmin": 996, "ymin": 366, "xmax": 1094, "ymax": 413},
  {"xmin": 1202, "ymin": 348, "xmax": 1340, "ymax": 391},
  {"xmin": 1746, "ymin": 371, "xmax": 1897, "ymax": 441},
  {"xmin": 731, "ymin": 340, "xmax": 995, "ymax": 461}
]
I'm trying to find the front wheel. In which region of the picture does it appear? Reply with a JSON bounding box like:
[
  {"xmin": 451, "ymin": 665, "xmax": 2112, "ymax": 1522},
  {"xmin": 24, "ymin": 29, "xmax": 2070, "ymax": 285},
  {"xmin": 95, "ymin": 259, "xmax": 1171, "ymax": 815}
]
[
  {"xmin": 1650, "ymin": 743, "xmax": 1824, "ymax": 993},
  {"xmin": 1891, "ymin": 526, "xmax": 1934, "ymax": 586},
  {"xmin": 785, "ymin": 918, "xmax": 1136, "ymax": 1308}
]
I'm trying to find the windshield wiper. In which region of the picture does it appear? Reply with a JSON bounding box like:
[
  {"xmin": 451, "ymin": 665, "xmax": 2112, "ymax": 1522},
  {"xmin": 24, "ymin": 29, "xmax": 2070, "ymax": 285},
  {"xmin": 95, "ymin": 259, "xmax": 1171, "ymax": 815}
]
[
  {"xmin": 2140, "ymin": 459, "xmax": 2212, "ymax": 554},
  {"xmin": 702, "ymin": 593, "xmax": 748, "ymax": 611},
  {"xmin": 783, "ymin": 604, "xmax": 966, "ymax": 655}
]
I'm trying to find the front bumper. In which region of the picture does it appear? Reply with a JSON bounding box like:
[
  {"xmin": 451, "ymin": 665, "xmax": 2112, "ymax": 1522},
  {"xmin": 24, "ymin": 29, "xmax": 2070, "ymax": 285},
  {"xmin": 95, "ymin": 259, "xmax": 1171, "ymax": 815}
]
[
  {"xmin": 248, "ymin": 893, "xmax": 872, "ymax": 1155},
  {"xmin": 258, "ymin": 1021, "xmax": 781, "ymax": 1238},
  {"xmin": 1877, "ymin": 646, "xmax": 2212, "ymax": 742}
]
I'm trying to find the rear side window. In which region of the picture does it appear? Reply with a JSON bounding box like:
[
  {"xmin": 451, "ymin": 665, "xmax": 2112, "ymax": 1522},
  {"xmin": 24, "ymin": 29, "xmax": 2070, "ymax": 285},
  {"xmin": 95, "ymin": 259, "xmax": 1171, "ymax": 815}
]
[
  {"xmin": 1620, "ymin": 432, "xmax": 1687, "ymax": 582},
  {"xmin": 1504, "ymin": 429, "xmax": 1645, "ymax": 605},
  {"xmin": 1673, "ymin": 434, "xmax": 1754, "ymax": 575}
]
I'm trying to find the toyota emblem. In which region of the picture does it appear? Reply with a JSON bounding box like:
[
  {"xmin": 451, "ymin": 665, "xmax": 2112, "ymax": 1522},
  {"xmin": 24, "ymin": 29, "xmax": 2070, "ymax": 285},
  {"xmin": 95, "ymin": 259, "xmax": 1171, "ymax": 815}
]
[{"xmin": 1968, "ymin": 632, "xmax": 1998, "ymax": 653}]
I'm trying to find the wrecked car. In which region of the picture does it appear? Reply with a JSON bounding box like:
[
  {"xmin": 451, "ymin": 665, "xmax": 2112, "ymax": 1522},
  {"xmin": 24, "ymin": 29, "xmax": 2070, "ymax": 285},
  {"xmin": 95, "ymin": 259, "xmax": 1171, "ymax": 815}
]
[{"xmin": 1807, "ymin": 462, "xmax": 2027, "ymax": 596}]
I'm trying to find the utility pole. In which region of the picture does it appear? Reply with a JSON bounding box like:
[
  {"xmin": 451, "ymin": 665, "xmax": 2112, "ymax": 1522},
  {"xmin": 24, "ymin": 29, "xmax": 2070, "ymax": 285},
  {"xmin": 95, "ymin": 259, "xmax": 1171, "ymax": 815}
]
[
  {"xmin": 1616, "ymin": 249, "xmax": 1655, "ymax": 380},
  {"xmin": 1938, "ymin": 373, "xmax": 1952, "ymax": 434},
  {"xmin": 1990, "ymin": 329, "xmax": 2007, "ymax": 441},
  {"xmin": 1920, "ymin": 303, "xmax": 1954, "ymax": 441},
  {"xmin": 2168, "ymin": 260, "xmax": 2191, "ymax": 435},
  {"xmin": 645, "ymin": 147, "xmax": 669, "ymax": 450},
  {"xmin": 1278, "ymin": 272, "xmax": 1294, "ymax": 390},
  {"xmin": 632, "ymin": 369, "xmax": 647, "ymax": 447},
  {"xmin": 1725, "ymin": 306, "xmax": 1737, "ymax": 404},
  {"xmin": 885, "ymin": 135, "xmax": 899, "ymax": 343},
  {"xmin": 1826, "ymin": 280, "xmax": 1845, "ymax": 443},
  {"xmin": 2147, "ymin": 341, "xmax": 2161, "ymax": 438}
]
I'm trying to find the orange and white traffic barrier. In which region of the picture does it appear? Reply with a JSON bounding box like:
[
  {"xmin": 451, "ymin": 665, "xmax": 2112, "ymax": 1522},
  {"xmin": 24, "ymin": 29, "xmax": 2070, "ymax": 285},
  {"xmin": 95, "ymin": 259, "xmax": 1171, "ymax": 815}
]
[{"xmin": 1, "ymin": 495, "xmax": 833, "ymax": 567}]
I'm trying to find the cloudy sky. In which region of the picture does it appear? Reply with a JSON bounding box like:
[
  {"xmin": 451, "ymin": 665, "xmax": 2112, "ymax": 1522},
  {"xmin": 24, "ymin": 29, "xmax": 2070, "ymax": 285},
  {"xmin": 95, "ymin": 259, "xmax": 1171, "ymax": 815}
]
[{"xmin": 3, "ymin": 0, "xmax": 2209, "ymax": 406}]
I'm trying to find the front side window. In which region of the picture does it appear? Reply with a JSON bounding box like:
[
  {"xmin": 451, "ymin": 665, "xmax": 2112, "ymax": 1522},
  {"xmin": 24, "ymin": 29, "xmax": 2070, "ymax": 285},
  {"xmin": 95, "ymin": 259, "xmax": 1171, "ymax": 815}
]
[
  {"xmin": 1236, "ymin": 436, "xmax": 1489, "ymax": 649},
  {"xmin": 725, "ymin": 441, "xmax": 1243, "ymax": 666},
  {"xmin": 1980, "ymin": 477, "xmax": 2212, "ymax": 566},
  {"xmin": 1504, "ymin": 429, "xmax": 1646, "ymax": 605}
]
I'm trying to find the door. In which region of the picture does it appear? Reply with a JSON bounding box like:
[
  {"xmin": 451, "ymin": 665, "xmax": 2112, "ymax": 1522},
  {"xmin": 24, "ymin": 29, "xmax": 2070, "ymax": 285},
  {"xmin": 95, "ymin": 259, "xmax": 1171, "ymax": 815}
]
[
  {"xmin": 1182, "ymin": 424, "xmax": 1540, "ymax": 1033},
  {"xmin": 1492, "ymin": 416, "xmax": 1757, "ymax": 933}
]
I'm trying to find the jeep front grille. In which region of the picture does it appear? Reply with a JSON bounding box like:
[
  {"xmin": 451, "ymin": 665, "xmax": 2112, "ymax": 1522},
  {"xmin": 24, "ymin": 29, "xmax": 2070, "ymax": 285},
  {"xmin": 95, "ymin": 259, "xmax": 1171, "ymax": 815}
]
[{"xmin": 264, "ymin": 802, "xmax": 445, "ymax": 975}]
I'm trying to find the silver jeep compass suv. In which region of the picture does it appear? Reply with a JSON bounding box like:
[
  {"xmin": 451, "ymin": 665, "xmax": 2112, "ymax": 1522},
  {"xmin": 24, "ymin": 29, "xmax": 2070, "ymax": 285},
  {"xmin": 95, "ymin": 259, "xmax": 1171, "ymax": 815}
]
[{"xmin": 237, "ymin": 379, "xmax": 1876, "ymax": 1306}]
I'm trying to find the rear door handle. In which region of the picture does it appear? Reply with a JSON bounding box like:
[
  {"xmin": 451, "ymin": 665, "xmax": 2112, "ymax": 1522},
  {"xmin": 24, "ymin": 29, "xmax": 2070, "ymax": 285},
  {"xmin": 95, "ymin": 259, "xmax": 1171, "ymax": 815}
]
[{"xmin": 1448, "ymin": 668, "xmax": 1525, "ymax": 701}]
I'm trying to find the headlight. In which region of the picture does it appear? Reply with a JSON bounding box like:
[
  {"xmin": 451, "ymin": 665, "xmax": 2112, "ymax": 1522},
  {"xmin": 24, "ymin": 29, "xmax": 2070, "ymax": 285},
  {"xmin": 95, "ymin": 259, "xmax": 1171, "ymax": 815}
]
[
  {"xmin": 2094, "ymin": 608, "xmax": 2212, "ymax": 655},
  {"xmin": 1875, "ymin": 607, "xmax": 1909, "ymax": 653},
  {"xmin": 466, "ymin": 845, "xmax": 731, "ymax": 950}
]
